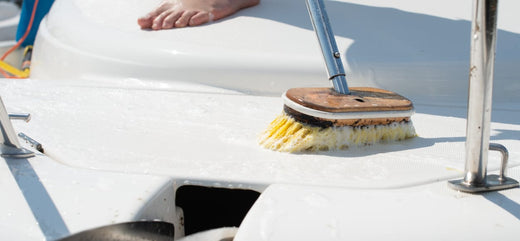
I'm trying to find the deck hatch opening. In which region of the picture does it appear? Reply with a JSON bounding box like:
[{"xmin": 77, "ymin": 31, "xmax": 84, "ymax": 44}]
[{"xmin": 175, "ymin": 185, "xmax": 260, "ymax": 235}]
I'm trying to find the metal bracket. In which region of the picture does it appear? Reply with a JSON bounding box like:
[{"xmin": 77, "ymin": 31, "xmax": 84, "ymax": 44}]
[
  {"xmin": 0, "ymin": 97, "xmax": 34, "ymax": 158},
  {"xmin": 449, "ymin": 143, "xmax": 519, "ymax": 193}
]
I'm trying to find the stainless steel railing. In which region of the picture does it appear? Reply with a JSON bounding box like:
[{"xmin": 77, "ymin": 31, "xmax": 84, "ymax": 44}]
[
  {"xmin": 0, "ymin": 96, "xmax": 34, "ymax": 158},
  {"xmin": 448, "ymin": 0, "xmax": 518, "ymax": 193}
]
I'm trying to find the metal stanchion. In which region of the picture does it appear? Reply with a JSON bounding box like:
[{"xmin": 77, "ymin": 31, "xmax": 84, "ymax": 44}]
[{"xmin": 448, "ymin": 0, "xmax": 518, "ymax": 193}]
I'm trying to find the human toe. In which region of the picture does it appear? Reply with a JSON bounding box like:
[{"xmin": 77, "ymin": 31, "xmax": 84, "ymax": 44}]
[
  {"xmin": 175, "ymin": 11, "xmax": 197, "ymax": 28},
  {"xmin": 137, "ymin": 14, "xmax": 154, "ymax": 29},
  {"xmin": 162, "ymin": 11, "xmax": 183, "ymax": 29},
  {"xmin": 152, "ymin": 12, "xmax": 170, "ymax": 30},
  {"xmin": 189, "ymin": 12, "xmax": 212, "ymax": 26}
]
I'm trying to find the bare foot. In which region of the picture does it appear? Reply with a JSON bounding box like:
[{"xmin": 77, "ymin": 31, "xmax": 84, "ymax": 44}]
[{"xmin": 138, "ymin": 0, "xmax": 260, "ymax": 30}]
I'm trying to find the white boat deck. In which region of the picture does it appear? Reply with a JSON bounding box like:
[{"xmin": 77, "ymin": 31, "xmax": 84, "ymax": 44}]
[
  {"xmin": 3, "ymin": 79, "xmax": 520, "ymax": 189},
  {"xmin": 1, "ymin": 0, "xmax": 520, "ymax": 240}
]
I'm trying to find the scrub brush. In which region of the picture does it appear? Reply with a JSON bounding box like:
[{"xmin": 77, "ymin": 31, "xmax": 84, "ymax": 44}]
[{"xmin": 259, "ymin": 0, "xmax": 416, "ymax": 152}]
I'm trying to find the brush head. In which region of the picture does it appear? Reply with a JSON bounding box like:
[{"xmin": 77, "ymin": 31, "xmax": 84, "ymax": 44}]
[
  {"xmin": 258, "ymin": 87, "xmax": 416, "ymax": 152},
  {"xmin": 283, "ymin": 87, "xmax": 414, "ymax": 127}
]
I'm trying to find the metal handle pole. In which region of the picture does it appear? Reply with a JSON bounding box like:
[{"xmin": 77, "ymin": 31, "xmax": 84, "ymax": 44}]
[
  {"xmin": 463, "ymin": 0, "xmax": 499, "ymax": 186},
  {"xmin": 305, "ymin": 0, "xmax": 349, "ymax": 94}
]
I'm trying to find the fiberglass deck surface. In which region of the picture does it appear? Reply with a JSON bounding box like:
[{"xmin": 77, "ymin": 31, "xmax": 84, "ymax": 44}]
[
  {"xmin": 2, "ymin": 0, "xmax": 520, "ymax": 189},
  {"xmin": 1, "ymin": 80, "xmax": 519, "ymax": 189}
]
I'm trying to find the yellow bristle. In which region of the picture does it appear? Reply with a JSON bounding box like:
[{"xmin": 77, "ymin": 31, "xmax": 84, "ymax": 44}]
[{"xmin": 259, "ymin": 113, "xmax": 417, "ymax": 153}]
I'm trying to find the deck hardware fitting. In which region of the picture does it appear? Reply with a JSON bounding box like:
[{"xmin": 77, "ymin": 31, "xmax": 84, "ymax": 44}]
[
  {"xmin": 449, "ymin": 143, "xmax": 519, "ymax": 192},
  {"xmin": 18, "ymin": 132, "xmax": 44, "ymax": 153},
  {"xmin": 448, "ymin": 0, "xmax": 518, "ymax": 193},
  {"xmin": 0, "ymin": 97, "xmax": 34, "ymax": 158}
]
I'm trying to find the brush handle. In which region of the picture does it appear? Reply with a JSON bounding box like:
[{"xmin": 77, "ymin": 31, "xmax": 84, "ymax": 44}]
[{"xmin": 305, "ymin": 0, "xmax": 349, "ymax": 94}]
